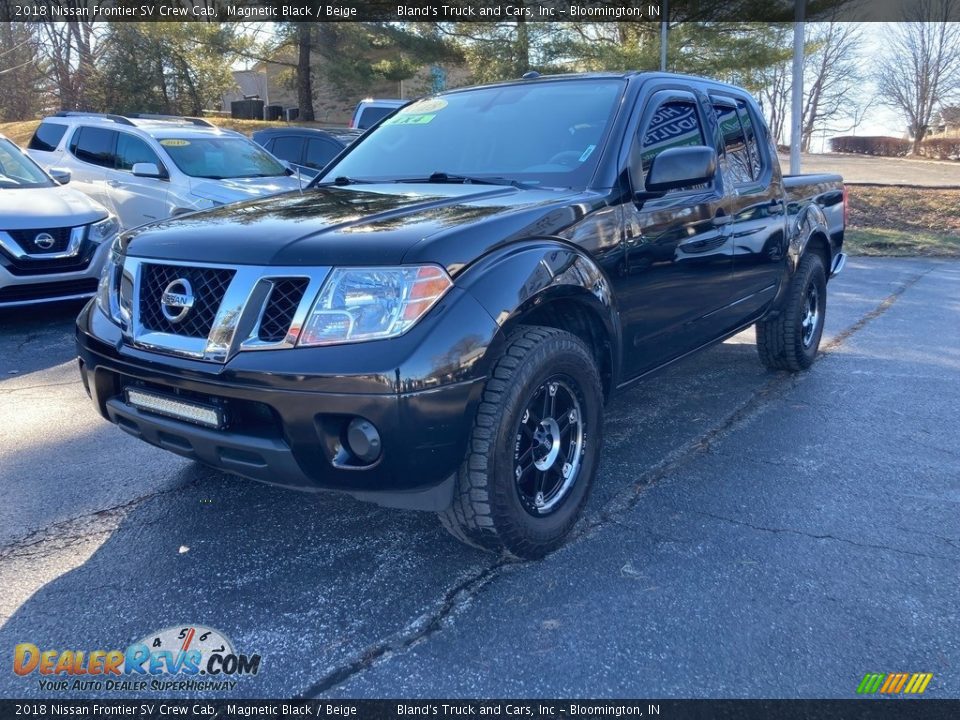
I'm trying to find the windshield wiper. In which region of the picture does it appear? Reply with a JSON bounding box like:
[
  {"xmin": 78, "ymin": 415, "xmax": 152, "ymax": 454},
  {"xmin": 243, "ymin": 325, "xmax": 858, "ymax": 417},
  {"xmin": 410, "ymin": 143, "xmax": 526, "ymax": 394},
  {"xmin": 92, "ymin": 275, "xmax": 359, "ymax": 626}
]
[
  {"xmin": 313, "ymin": 176, "xmax": 379, "ymax": 187},
  {"xmin": 393, "ymin": 172, "xmax": 533, "ymax": 189}
]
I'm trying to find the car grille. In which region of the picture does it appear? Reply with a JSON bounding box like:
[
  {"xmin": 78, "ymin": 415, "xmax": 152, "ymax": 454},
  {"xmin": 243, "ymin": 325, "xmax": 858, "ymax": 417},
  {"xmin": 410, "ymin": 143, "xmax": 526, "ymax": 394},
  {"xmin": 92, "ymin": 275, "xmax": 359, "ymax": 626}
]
[
  {"xmin": 7, "ymin": 227, "xmax": 75, "ymax": 254},
  {"xmin": 258, "ymin": 278, "xmax": 309, "ymax": 342},
  {"xmin": 139, "ymin": 264, "xmax": 235, "ymax": 338}
]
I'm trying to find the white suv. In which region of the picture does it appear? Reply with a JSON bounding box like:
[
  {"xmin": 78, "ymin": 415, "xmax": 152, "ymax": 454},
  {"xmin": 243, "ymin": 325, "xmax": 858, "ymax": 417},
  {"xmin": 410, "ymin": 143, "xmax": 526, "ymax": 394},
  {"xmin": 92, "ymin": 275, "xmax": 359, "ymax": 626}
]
[{"xmin": 27, "ymin": 113, "xmax": 303, "ymax": 230}]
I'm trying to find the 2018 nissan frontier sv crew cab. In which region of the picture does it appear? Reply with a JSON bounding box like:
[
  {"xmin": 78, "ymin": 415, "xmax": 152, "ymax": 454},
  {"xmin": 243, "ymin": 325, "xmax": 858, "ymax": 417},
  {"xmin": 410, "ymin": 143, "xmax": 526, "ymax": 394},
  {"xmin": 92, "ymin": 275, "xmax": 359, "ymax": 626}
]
[{"xmin": 77, "ymin": 72, "xmax": 846, "ymax": 559}]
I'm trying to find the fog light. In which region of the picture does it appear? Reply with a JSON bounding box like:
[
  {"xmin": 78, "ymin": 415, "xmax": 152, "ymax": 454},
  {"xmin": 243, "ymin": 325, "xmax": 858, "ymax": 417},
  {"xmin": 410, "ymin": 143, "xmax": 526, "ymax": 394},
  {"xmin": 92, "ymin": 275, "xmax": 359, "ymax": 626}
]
[{"xmin": 346, "ymin": 418, "xmax": 381, "ymax": 464}]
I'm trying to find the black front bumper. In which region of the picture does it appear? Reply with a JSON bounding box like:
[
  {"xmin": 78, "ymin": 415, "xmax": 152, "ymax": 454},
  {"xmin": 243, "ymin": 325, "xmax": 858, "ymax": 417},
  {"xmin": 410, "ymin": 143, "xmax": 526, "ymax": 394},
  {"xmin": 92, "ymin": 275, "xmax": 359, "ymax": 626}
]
[{"xmin": 77, "ymin": 292, "xmax": 499, "ymax": 511}]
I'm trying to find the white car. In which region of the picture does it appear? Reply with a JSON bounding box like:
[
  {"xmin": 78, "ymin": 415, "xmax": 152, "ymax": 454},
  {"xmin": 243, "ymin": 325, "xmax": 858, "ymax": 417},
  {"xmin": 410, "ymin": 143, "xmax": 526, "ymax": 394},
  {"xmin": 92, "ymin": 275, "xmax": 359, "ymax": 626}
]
[
  {"xmin": 27, "ymin": 113, "xmax": 304, "ymax": 230},
  {"xmin": 0, "ymin": 133, "xmax": 119, "ymax": 307}
]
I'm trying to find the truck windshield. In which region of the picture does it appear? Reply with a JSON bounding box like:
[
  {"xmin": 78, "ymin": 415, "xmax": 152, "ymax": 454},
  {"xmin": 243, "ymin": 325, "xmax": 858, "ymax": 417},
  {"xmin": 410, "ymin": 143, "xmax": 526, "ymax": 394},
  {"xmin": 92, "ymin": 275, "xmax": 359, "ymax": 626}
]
[
  {"xmin": 0, "ymin": 138, "xmax": 55, "ymax": 189},
  {"xmin": 160, "ymin": 137, "xmax": 288, "ymax": 180},
  {"xmin": 320, "ymin": 79, "xmax": 625, "ymax": 189}
]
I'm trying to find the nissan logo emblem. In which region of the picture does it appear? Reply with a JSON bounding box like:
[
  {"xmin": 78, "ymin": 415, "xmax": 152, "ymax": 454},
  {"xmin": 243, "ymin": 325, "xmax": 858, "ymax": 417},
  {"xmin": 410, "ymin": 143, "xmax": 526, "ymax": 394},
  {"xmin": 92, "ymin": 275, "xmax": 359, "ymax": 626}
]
[
  {"xmin": 160, "ymin": 278, "xmax": 195, "ymax": 323},
  {"xmin": 34, "ymin": 232, "xmax": 56, "ymax": 251}
]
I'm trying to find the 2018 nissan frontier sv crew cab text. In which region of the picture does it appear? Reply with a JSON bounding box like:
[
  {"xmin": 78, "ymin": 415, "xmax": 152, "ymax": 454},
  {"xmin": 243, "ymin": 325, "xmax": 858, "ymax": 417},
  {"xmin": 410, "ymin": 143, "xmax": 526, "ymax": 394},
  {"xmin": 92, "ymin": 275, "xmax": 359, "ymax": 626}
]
[{"xmin": 77, "ymin": 72, "xmax": 846, "ymax": 559}]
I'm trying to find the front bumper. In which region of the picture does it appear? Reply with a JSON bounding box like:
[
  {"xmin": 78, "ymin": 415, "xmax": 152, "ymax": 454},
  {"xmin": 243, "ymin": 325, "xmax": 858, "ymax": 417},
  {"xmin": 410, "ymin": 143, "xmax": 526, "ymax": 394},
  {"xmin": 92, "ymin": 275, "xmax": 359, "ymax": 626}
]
[
  {"xmin": 0, "ymin": 238, "xmax": 111, "ymax": 307},
  {"xmin": 76, "ymin": 291, "xmax": 499, "ymax": 511}
]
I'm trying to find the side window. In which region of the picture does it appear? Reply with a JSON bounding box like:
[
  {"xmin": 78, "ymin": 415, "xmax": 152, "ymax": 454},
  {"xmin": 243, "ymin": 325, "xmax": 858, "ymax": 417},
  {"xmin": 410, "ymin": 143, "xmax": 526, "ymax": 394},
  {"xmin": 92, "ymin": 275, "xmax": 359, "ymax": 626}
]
[
  {"xmin": 639, "ymin": 100, "xmax": 706, "ymax": 191},
  {"xmin": 116, "ymin": 133, "xmax": 162, "ymax": 172},
  {"xmin": 358, "ymin": 106, "xmax": 394, "ymax": 129},
  {"xmin": 28, "ymin": 123, "xmax": 68, "ymax": 152},
  {"xmin": 68, "ymin": 127, "xmax": 117, "ymax": 168},
  {"xmin": 269, "ymin": 136, "xmax": 305, "ymax": 164},
  {"xmin": 713, "ymin": 103, "xmax": 753, "ymax": 185},
  {"xmin": 737, "ymin": 100, "xmax": 763, "ymax": 179},
  {"xmin": 304, "ymin": 138, "xmax": 340, "ymax": 170}
]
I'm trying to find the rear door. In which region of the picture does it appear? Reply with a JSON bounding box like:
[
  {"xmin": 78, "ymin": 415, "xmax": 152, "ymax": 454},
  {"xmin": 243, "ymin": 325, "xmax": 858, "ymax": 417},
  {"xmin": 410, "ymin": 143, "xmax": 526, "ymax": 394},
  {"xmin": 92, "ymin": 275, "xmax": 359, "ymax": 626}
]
[
  {"xmin": 711, "ymin": 93, "xmax": 787, "ymax": 315},
  {"xmin": 105, "ymin": 132, "xmax": 171, "ymax": 228},
  {"xmin": 65, "ymin": 126, "xmax": 116, "ymax": 208},
  {"xmin": 617, "ymin": 87, "xmax": 735, "ymax": 378}
]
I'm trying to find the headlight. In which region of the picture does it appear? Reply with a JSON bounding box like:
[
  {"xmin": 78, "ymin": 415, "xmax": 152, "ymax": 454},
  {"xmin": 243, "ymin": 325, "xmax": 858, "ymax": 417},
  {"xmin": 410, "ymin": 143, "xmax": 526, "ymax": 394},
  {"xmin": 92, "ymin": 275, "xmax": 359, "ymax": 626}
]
[
  {"xmin": 88, "ymin": 214, "xmax": 120, "ymax": 244},
  {"xmin": 299, "ymin": 265, "xmax": 453, "ymax": 346},
  {"xmin": 96, "ymin": 235, "xmax": 126, "ymax": 326}
]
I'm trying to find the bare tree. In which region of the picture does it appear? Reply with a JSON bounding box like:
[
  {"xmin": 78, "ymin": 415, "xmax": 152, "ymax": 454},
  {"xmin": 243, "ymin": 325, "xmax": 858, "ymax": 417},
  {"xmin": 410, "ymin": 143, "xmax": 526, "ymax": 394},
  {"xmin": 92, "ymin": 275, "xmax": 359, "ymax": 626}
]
[
  {"xmin": 35, "ymin": 18, "xmax": 106, "ymax": 111},
  {"xmin": 876, "ymin": 0, "xmax": 960, "ymax": 154},
  {"xmin": 800, "ymin": 22, "xmax": 864, "ymax": 151}
]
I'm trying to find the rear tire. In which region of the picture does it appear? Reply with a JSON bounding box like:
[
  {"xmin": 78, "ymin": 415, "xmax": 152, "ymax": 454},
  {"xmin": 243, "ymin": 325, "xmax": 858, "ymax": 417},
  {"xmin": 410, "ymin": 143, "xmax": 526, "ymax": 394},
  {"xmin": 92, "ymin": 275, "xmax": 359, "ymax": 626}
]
[
  {"xmin": 439, "ymin": 326, "xmax": 603, "ymax": 559},
  {"xmin": 756, "ymin": 252, "xmax": 827, "ymax": 371}
]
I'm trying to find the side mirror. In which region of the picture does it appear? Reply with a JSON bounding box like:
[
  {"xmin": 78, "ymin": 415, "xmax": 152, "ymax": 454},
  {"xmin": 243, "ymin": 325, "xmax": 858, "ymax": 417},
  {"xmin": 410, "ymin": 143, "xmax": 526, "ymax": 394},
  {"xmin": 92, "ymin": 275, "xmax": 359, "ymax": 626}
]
[
  {"xmin": 48, "ymin": 168, "xmax": 71, "ymax": 185},
  {"xmin": 132, "ymin": 162, "xmax": 164, "ymax": 179},
  {"xmin": 644, "ymin": 146, "xmax": 717, "ymax": 193}
]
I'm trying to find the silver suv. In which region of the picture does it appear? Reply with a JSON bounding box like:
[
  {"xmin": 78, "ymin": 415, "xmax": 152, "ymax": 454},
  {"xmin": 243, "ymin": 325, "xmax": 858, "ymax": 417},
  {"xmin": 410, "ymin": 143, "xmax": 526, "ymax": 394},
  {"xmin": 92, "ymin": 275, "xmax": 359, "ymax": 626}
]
[
  {"xmin": 28, "ymin": 113, "xmax": 303, "ymax": 230},
  {"xmin": 0, "ymin": 133, "xmax": 118, "ymax": 307}
]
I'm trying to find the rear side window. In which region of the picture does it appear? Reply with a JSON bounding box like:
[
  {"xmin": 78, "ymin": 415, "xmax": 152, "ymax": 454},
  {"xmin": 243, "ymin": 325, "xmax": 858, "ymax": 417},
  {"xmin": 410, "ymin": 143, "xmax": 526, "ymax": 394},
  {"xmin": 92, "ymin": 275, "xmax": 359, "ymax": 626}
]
[
  {"xmin": 270, "ymin": 136, "xmax": 305, "ymax": 164},
  {"xmin": 357, "ymin": 106, "xmax": 395, "ymax": 129},
  {"xmin": 713, "ymin": 103, "xmax": 753, "ymax": 185},
  {"xmin": 737, "ymin": 100, "xmax": 763, "ymax": 179},
  {"xmin": 304, "ymin": 138, "xmax": 340, "ymax": 170},
  {"xmin": 28, "ymin": 122, "xmax": 68, "ymax": 153},
  {"xmin": 69, "ymin": 127, "xmax": 117, "ymax": 168},
  {"xmin": 639, "ymin": 100, "xmax": 707, "ymax": 192},
  {"xmin": 116, "ymin": 133, "xmax": 162, "ymax": 172}
]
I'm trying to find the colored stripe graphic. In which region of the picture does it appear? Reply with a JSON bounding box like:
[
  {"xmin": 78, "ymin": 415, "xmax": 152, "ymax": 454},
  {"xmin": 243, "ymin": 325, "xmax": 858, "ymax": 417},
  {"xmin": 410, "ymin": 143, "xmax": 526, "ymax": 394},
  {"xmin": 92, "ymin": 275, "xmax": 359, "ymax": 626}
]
[{"xmin": 858, "ymin": 672, "xmax": 932, "ymax": 694}]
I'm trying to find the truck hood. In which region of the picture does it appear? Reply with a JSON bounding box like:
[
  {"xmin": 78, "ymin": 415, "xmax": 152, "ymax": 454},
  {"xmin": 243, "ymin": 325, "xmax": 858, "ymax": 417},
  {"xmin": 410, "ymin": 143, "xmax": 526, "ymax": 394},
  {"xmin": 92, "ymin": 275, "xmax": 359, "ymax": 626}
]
[
  {"xmin": 123, "ymin": 184, "xmax": 593, "ymax": 271},
  {"xmin": 0, "ymin": 185, "xmax": 109, "ymax": 229},
  {"xmin": 188, "ymin": 175, "xmax": 306, "ymax": 205}
]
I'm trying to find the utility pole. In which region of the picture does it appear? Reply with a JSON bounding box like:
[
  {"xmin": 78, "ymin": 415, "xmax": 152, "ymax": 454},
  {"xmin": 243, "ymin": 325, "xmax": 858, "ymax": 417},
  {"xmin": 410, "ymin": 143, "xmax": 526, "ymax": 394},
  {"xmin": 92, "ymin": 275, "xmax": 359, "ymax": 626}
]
[
  {"xmin": 660, "ymin": 0, "xmax": 669, "ymax": 72},
  {"xmin": 790, "ymin": 1, "xmax": 805, "ymax": 174}
]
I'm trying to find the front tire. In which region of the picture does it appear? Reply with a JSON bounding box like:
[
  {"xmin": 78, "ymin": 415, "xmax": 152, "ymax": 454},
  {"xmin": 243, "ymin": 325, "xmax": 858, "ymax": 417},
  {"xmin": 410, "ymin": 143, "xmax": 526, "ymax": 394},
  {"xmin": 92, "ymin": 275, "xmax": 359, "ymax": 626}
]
[
  {"xmin": 756, "ymin": 252, "xmax": 827, "ymax": 371},
  {"xmin": 439, "ymin": 326, "xmax": 603, "ymax": 559}
]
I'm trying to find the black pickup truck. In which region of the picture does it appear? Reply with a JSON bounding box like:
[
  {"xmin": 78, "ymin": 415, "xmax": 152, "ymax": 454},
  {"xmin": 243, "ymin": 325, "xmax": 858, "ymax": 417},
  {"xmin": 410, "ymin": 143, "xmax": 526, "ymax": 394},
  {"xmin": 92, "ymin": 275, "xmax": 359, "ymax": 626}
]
[{"xmin": 78, "ymin": 72, "xmax": 846, "ymax": 558}]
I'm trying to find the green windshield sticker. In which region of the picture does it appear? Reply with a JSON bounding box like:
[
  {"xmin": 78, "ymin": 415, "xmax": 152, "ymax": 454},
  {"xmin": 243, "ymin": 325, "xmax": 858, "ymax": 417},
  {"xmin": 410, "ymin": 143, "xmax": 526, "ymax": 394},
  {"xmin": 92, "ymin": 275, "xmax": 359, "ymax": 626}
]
[
  {"xmin": 159, "ymin": 139, "xmax": 191, "ymax": 147},
  {"xmin": 383, "ymin": 114, "xmax": 436, "ymax": 126}
]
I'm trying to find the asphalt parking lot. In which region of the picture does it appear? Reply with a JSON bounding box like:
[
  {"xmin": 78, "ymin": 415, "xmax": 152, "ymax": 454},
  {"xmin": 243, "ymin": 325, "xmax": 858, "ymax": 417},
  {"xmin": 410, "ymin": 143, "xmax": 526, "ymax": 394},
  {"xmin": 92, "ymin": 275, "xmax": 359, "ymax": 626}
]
[{"xmin": 1, "ymin": 257, "xmax": 958, "ymax": 699}]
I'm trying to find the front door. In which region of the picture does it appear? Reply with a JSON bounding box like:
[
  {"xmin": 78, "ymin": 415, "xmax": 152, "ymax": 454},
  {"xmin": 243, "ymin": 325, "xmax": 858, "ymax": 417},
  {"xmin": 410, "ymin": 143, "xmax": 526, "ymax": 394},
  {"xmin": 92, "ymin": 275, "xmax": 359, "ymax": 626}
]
[
  {"xmin": 616, "ymin": 89, "xmax": 735, "ymax": 380},
  {"xmin": 105, "ymin": 132, "xmax": 171, "ymax": 229}
]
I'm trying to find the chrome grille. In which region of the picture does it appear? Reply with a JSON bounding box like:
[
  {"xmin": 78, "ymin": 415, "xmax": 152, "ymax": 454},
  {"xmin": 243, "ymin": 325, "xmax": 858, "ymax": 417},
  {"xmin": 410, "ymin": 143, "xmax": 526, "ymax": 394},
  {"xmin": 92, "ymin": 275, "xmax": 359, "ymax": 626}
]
[
  {"xmin": 258, "ymin": 278, "xmax": 309, "ymax": 342},
  {"xmin": 139, "ymin": 264, "xmax": 235, "ymax": 338},
  {"xmin": 7, "ymin": 227, "xmax": 74, "ymax": 254},
  {"xmin": 121, "ymin": 257, "xmax": 330, "ymax": 363}
]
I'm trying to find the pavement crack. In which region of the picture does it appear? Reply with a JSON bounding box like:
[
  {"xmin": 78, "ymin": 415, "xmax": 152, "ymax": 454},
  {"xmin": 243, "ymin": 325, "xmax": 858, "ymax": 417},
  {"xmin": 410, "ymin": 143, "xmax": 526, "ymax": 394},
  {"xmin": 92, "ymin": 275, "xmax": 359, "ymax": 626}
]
[
  {"xmin": 0, "ymin": 379, "xmax": 81, "ymax": 394},
  {"xmin": 0, "ymin": 480, "xmax": 200, "ymax": 561},
  {"xmin": 298, "ymin": 559, "xmax": 515, "ymax": 698},
  {"xmin": 690, "ymin": 509, "xmax": 959, "ymax": 563}
]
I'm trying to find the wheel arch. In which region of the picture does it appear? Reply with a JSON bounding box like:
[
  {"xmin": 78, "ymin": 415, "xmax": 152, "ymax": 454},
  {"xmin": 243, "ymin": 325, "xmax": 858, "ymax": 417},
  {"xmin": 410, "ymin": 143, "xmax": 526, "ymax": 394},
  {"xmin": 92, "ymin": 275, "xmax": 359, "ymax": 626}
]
[{"xmin": 456, "ymin": 239, "xmax": 622, "ymax": 400}]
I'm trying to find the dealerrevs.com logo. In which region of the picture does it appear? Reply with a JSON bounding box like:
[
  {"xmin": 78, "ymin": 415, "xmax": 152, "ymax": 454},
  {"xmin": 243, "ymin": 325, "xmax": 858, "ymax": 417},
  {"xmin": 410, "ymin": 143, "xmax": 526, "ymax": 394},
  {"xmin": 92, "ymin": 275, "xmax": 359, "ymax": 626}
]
[{"xmin": 13, "ymin": 625, "xmax": 261, "ymax": 693}]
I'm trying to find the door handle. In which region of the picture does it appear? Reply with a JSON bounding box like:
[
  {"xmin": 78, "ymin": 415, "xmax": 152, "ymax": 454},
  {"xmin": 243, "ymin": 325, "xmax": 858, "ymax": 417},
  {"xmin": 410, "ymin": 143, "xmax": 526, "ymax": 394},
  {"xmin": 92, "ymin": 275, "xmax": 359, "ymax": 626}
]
[
  {"xmin": 768, "ymin": 199, "xmax": 784, "ymax": 214},
  {"xmin": 107, "ymin": 180, "xmax": 122, "ymax": 187},
  {"xmin": 712, "ymin": 213, "xmax": 732, "ymax": 227}
]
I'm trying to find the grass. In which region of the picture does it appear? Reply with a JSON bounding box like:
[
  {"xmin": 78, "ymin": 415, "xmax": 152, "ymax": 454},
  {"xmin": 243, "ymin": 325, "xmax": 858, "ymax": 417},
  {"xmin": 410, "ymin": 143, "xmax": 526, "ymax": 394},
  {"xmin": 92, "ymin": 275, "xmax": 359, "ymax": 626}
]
[
  {"xmin": 844, "ymin": 228, "xmax": 960, "ymax": 257},
  {"xmin": 3, "ymin": 118, "xmax": 959, "ymax": 258},
  {"xmin": 846, "ymin": 185, "xmax": 960, "ymax": 257}
]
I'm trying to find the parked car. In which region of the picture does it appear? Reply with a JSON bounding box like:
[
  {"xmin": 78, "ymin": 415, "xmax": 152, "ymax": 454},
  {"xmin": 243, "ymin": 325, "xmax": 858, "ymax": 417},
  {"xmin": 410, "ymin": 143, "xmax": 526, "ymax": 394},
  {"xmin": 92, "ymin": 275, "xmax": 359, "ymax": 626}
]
[
  {"xmin": 0, "ymin": 133, "xmax": 119, "ymax": 308},
  {"xmin": 350, "ymin": 99, "xmax": 406, "ymax": 129},
  {"xmin": 78, "ymin": 72, "xmax": 846, "ymax": 559},
  {"xmin": 27, "ymin": 113, "xmax": 303, "ymax": 230},
  {"xmin": 251, "ymin": 127, "xmax": 361, "ymax": 179}
]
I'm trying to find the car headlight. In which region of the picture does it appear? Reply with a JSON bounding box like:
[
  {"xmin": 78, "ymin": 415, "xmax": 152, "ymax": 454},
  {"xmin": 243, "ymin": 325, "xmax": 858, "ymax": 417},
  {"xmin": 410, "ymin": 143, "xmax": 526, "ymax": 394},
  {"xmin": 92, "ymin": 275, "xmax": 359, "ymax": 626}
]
[
  {"xmin": 88, "ymin": 214, "xmax": 120, "ymax": 244},
  {"xmin": 96, "ymin": 235, "xmax": 127, "ymax": 326},
  {"xmin": 299, "ymin": 265, "xmax": 453, "ymax": 346}
]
